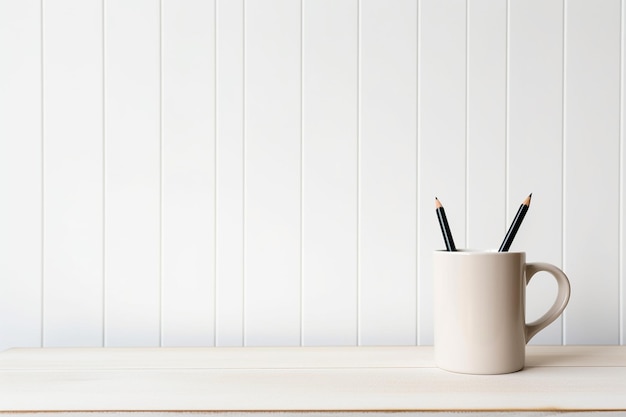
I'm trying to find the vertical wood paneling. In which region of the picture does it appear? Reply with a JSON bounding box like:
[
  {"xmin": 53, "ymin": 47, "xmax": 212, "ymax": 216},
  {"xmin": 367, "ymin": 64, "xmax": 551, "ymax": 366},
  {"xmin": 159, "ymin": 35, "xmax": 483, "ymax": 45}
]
[
  {"xmin": 104, "ymin": 0, "xmax": 161, "ymax": 347},
  {"xmin": 0, "ymin": 0, "xmax": 42, "ymax": 351},
  {"xmin": 508, "ymin": 0, "xmax": 564, "ymax": 345},
  {"xmin": 4, "ymin": 0, "xmax": 626, "ymax": 349},
  {"xmin": 359, "ymin": 0, "xmax": 417, "ymax": 346},
  {"xmin": 564, "ymin": 0, "xmax": 620, "ymax": 344},
  {"xmin": 622, "ymin": 0, "xmax": 626, "ymax": 346},
  {"xmin": 417, "ymin": 0, "xmax": 466, "ymax": 345},
  {"xmin": 162, "ymin": 0, "xmax": 216, "ymax": 347},
  {"xmin": 216, "ymin": 0, "xmax": 244, "ymax": 347},
  {"xmin": 244, "ymin": 0, "xmax": 302, "ymax": 346},
  {"xmin": 301, "ymin": 0, "xmax": 358, "ymax": 346},
  {"xmin": 42, "ymin": 0, "xmax": 103, "ymax": 347},
  {"xmin": 466, "ymin": 0, "xmax": 506, "ymax": 250}
]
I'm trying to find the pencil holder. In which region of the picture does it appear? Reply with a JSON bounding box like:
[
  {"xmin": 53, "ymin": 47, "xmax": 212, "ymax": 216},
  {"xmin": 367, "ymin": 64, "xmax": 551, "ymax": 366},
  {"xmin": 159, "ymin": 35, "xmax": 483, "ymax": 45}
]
[{"xmin": 433, "ymin": 250, "xmax": 570, "ymax": 375}]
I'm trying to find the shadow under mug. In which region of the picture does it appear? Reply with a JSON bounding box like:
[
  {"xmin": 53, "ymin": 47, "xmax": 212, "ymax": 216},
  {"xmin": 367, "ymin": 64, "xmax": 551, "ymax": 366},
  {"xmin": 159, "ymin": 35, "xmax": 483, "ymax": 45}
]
[{"xmin": 433, "ymin": 250, "xmax": 571, "ymax": 375}]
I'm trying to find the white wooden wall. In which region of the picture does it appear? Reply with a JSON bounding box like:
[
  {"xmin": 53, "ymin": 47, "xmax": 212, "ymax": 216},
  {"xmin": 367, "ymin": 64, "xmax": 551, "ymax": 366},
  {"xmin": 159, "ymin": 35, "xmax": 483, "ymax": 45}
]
[{"xmin": 0, "ymin": 0, "xmax": 624, "ymax": 350}]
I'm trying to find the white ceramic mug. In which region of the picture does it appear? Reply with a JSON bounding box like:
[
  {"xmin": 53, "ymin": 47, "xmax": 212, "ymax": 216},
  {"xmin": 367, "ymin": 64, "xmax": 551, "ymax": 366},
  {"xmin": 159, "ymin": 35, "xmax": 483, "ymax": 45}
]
[{"xmin": 433, "ymin": 250, "xmax": 570, "ymax": 375}]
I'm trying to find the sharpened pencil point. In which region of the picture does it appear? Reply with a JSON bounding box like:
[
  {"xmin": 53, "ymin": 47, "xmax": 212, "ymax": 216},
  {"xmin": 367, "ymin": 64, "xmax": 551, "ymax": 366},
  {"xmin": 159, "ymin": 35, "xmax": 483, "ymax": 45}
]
[
  {"xmin": 523, "ymin": 193, "xmax": 532, "ymax": 207},
  {"xmin": 434, "ymin": 196, "xmax": 456, "ymax": 251},
  {"xmin": 499, "ymin": 193, "xmax": 532, "ymax": 251}
]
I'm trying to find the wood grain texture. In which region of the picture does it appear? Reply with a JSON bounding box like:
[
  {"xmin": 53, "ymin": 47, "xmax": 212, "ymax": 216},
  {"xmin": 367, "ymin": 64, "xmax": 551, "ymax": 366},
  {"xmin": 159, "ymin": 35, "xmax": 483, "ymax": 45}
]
[
  {"xmin": 3, "ymin": 413, "xmax": 625, "ymax": 417},
  {"xmin": 3, "ymin": 367, "xmax": 625, "ymax": 411},
  {"xmin": 0, "ymin": 346, "xmax": 624, "ymax": 411}
]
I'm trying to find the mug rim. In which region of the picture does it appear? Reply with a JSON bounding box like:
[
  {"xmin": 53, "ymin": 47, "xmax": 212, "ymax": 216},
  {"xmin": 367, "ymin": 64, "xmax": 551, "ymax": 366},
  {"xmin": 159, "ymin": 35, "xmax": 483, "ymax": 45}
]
[{"xmin": 434, "ymin": 249, "xmax": 525, "ymax": 255}]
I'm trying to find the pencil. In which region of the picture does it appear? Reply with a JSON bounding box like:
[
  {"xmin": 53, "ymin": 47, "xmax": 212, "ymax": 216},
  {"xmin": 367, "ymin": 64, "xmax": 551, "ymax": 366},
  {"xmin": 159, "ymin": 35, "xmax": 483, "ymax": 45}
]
[
  {"xmin": 498, "ymin": 193, "xmax": 532, "ymax": 252},
  {"xmin": 435, "ymin": 197, "xmax": 456, "ymax": 251}
]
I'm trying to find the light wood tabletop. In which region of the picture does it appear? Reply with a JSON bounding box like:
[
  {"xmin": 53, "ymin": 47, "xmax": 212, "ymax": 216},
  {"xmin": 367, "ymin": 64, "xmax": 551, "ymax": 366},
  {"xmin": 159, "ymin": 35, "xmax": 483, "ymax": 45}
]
[{"xmin": 0, "ymin": 346, "xmax": 624, "ymax": 412}]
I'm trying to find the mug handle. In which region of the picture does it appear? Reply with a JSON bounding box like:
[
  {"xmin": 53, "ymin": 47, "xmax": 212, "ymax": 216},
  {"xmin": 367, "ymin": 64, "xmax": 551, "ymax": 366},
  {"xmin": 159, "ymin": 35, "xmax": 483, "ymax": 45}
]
[{"xmin": 524, "ymin": 262, "xmax": 571, "ymax": 343}]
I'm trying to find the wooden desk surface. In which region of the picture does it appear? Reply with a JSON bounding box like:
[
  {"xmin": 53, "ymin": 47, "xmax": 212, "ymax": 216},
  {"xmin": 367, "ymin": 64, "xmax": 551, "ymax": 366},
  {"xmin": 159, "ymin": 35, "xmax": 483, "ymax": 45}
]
[{"xmin": 0, "ymin": 346, "xmax": 624, "ymax": 412}]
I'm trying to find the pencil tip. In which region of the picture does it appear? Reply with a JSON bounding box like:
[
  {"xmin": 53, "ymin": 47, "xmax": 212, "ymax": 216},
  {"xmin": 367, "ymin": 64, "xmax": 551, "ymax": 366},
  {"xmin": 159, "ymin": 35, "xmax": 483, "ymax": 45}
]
[
  {"xmin": 523, "ymin": 193, "xmax": 532, "ymax": 206},
  {"xmin": 435, "ymin": 197, "xmax": 442, "ymax": 209}
]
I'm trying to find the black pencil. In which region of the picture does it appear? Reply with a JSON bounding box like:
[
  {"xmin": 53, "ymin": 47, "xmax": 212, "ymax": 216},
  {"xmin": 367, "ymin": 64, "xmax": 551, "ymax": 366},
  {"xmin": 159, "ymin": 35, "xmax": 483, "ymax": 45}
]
[
  {"xmin": 435, "ymin": 197, "xmax": 456, "ymax": 252},
  {"xmin": 498, "ymin": 193, "xmax": 532, "ymax": 252}
]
